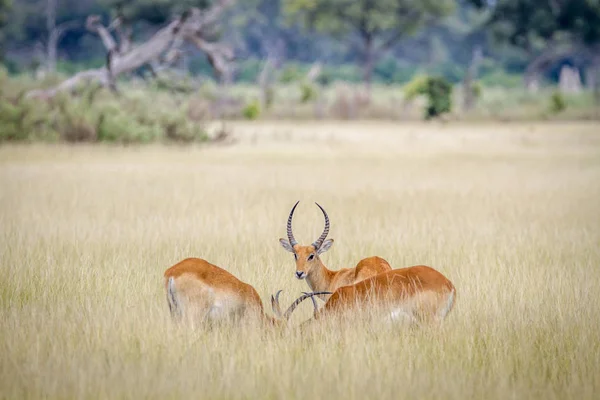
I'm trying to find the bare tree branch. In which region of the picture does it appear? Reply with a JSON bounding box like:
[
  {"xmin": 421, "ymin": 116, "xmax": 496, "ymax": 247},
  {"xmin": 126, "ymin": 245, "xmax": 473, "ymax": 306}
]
[
  {"xmin": 47, "ymin": 21, "xmax": 80, "ymax": 73},
  {"xmin": 45, "ymin": 0, "xmax": 79, "ymax": 73},
  {"xmin": 187, "ymin": 35, "xmax": 234, "ymax": 81},
  {"xmin": 109, "ymin": 16, "xmax": 133, "ymax": 54},
  {"xmin": 27, "ymin": 1, "xmax": 235, "ymax": 99},
  {"xmin": 86, "ymin": 15, "xmax": 117, "ymax": 52}
]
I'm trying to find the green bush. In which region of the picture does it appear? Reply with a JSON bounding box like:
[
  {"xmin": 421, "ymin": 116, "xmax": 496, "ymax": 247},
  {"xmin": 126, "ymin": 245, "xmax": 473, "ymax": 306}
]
[
  {"xmin": 424, "ymin": 76, "xmax": 453, "ymax": 119},
  {"xmin": 403, "ymin": 74, "xmax": 430, "ymax": 101},
  {"xmin": 403, "ymin": 74, "xmax": 453, "ymax": 119},
  {"xmin": 0, "ymin": 95, "xmax": 55, "ymax": 142},
  {"xmin": 300, "ymin": 82, "xmax": 317, "ymax": 103},
  {"xmin": 472, "ymin": 81, "xmax": 483, "ymax": 99},
  {"xmin": 159, "ymin": 110, "xmax": 208, "ymax": 143},
  {"xmin": 549, "ymin": 91, "xmax": 567, "ymax": 114},
  {"xmin": 0, "ymin": 76, "xmax": 211, "ymax": 144},
  {"xmin": 264, "ymin": 87, "xmax": 275, "ymax": 109},
  {"xmin": 242, "ymin": 99, "xmax": 261, "ymax": 120}
]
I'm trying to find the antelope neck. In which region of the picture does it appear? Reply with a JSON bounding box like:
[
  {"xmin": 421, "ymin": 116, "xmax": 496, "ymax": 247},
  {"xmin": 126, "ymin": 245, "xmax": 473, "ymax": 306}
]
[{"xmin": 306, "ymin": 259, "xmax": 335, "ymax": 292}]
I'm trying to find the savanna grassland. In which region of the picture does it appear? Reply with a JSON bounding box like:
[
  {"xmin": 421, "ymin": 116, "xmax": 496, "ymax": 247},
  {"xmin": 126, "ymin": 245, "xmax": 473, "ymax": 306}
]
[{"xmin": 1, "ymin": 121, "xmax": 599, "ymax": 399}]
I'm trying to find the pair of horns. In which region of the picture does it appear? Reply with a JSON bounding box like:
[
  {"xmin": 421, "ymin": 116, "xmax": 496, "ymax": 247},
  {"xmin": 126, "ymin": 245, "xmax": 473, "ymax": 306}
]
[
  {"xmin": 286, "ymin": 201, "xmax": 330, "ymax": 250},
  {"xmin": 271, "ymin": 290, "xmax": 332, "ymax": 320}
]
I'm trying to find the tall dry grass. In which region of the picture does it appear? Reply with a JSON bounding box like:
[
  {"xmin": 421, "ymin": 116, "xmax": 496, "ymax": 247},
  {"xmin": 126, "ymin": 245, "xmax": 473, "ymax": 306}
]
[{"xmin": 1, "ymin": 121, "xmax": 599, "ymax": 399}]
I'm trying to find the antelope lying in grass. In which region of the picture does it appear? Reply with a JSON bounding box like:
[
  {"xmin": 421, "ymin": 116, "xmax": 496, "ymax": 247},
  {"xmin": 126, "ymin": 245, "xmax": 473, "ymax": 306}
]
[
  {"xmin": 273, "ymin": 265, "xmax": 456, "ymax": 325},
  {"xmin": 279, "ymin": 201, "xmax": 392, "ymax": 299},
  {"xmin": 164, "ymin": 257, "xmax": 329, "ymax": 325}
]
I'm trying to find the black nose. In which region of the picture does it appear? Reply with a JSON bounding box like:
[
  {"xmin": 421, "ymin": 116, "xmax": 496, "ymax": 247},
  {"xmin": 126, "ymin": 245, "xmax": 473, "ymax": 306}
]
[{"xmin": 295, "ymin": 271, "xmax": 304, "ymax": 278}]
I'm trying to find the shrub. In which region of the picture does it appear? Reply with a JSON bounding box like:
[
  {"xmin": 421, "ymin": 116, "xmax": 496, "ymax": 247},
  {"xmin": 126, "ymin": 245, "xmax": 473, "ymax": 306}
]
[
  {"xmin": 424, "ymin": 76, "xmax": 453, "ymax": 120},
  {"xmin": 403, "ymin": 74, "xmax": 453, "ymax": 119},
  {"xmin": 472, "ymin": 81, "xmax": 482, "ymax": 99},
  {"xmin": 264, "ymin": 87, "xmax": 275, "ymax": 109},
  {"xmin": 300, "ymin": 82, "xmax": 317, "ymax": 103},
  {"xmin": 549, "ymin": 91, "xmax": 567, "ymax": 114},
  {"xmin": 0, "ymin": 95, "xmax": 54, "ymax": 142},
  {"xmin": 403, "ymin": 74, "xmax": 429, "ymax": 101},
  {"xmin": 0, "ymin": 76, "xmax": 213, "ymax": 144},
  {"xmin": 242, "ymin": 99, "xmax": 261, "ymax": 120},
  {"xmin": 97, "ymin": 106, "xmax": 160, "ymax": 144},
  {"xmin": 160, "ymin": 112, "xmax": 208, "ymax": 143}
]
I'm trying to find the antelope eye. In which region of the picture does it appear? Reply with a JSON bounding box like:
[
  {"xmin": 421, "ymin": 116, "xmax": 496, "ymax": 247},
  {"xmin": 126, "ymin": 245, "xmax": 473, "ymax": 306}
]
[
  {"xmin": 293, "ymin": 253, "xmax": 298, "ymax": 260},
  {"xmin": 308, "ymin": 254, "xmax": 315, "ymax": 261}
]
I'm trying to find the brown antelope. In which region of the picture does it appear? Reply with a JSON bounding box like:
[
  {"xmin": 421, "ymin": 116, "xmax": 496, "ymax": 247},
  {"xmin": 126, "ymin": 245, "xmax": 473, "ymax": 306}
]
[
  {"xmin": 273, "ymin": 265, "xmax": 456, "ymax": 325},
  {"xmin": 279, "ymin": 201, "xmax": 392, "ymax": 298},
  {"xmin": 164, "ymin": 257, "xmax": 329, "ymax": 326}
]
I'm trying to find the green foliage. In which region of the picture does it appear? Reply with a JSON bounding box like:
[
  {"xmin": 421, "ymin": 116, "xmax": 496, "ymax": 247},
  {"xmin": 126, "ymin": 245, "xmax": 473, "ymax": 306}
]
[
  {"xmin": 318, "ymin": 65, "xmax": 362, "ymax": 84},
  {"xmin": 0, "ymin": 64, "xmax": 7, "ymax": 92},
  {"xmin": 280, "ymin": 64, "xmax": 304, "ymax": 84},
  {"xmin": 479, "ymin": 0, "xmax": 600, "ymax": 51},
  {"xmin": 549, "ymin": 91, "xmax": 567, "ymax": 114},
  {"xmin": 101, "ymin": 0, "xmax": 212, "ymax": 24},
  {"xmin": 472, "ymin": 81, "xmax": 483, "ymax": 98},
  {"xmin": 0, "ymin": 0, "xmax": 11, "ymax": 60},
  {"xmin": 284, "ymin": 0, "xmax": 455, "ymax": 84},
  {"xmin": 403, "ymin": 74, "xmax": 453, "ymax": 119},
  {"xmin": 480, "ymin": 70, "xmax": 523, "ymax": 88},
  {"xmin": 264, "ymin": 87, "xmax": 275, "ymax": 109},
  {"xmin": 424, "ymin": 76, "xmax": 453, "ymax": 119},
  {"xmin": 299, "ymin": 82, "xmax": 317, "ymax": 103},
  {"xmin": 285, "ymin": 0, "xmax": 454, "ymax": 38},
  {"xmin": 159, "ymin": 109, "xmax": 208, "ymax": 142},
  {"xmin": 0, "ymin": 77, "xmax": 210, "ymax": 144},
  {"xmin": 403, "ymin": 74, "xmax": 430, "ymax": 101},
  {"xmin": 242, "ymin": 99, "xmax": 261, "ymax": 120}
]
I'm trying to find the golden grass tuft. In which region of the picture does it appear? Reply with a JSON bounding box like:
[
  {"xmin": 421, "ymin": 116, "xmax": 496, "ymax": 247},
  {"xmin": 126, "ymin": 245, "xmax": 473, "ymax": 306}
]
[{"xmin": 1, "ymin": 121, "xmax": 599, "ymax": 399}]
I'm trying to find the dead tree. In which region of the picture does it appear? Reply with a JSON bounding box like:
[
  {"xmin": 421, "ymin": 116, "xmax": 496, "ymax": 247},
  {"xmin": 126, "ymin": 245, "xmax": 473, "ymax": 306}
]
[
  {"xmin": 27, "ymin": 0, "xmax": 235, "ymax": 99},
  {"xmin": 257, "ymin": 38, "xmax": 284, "ymax": 108},
  {"xmin": 462, "ymin": 46, "xmax": 482, "ymax": 112},
  {"xmin": 46, "ymin": 0, "xmax": 79, "ymax": 74}
]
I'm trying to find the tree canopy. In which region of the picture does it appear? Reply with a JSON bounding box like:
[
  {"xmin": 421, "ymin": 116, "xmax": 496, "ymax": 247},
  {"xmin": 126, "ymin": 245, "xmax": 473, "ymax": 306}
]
[
  {"xmin": 283, "ymin": 0, "xmax": 455, "ymax": 87},
  {"xmin": 2, "ymin": 0, "xmax": 599, "ymax": 88}
]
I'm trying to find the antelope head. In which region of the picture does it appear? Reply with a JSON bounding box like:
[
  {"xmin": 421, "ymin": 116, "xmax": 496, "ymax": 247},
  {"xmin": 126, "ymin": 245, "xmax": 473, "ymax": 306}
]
[{"xmin": 279, "ymin": 201, "xmax": 335, "ymax": 280}]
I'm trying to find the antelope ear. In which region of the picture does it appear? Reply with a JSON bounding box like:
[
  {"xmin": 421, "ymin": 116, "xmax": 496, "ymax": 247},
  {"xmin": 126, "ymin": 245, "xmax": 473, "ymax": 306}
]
[
  {"xmin": 279, "ymin": 238, "xmax": 294, "ymax": 253},
  {"xmin": 317, "ymin": 238, "xmax": 334, "ymax": 255}
]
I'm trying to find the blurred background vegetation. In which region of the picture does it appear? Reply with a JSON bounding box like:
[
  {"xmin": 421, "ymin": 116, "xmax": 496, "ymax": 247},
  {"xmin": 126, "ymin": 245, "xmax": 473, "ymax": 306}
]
[{"xmin": 1, "ymin": 0, "xmax": 599, "ymax": 143}]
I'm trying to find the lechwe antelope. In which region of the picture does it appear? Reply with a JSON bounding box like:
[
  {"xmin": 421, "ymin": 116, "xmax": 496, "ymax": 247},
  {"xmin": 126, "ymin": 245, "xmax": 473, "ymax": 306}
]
[
  {"xmin": 273, "ymin": 265, "xmax": 456, "ymax": 325},
  {"xmin": 279, "ymin": 201, "xmax": 392, "ymax": 298},
  {"xmin": 164, "ymin": 257, "xmax": 329, "ymax": 325}
]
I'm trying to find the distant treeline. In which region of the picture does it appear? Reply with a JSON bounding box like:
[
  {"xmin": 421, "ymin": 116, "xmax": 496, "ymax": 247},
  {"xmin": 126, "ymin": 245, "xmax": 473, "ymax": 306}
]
[{"xmin": 1, "ymin": 0, "xmax": 598, "ymax": 88}]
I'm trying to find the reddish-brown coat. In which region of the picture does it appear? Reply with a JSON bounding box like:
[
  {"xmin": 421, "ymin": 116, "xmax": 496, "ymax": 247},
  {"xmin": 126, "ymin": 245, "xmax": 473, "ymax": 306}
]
[
  {"xmin": 291, "ymin": 244, "xmax": 392, "ymax": 296},
  {"xmin": 164, "ymin": 258, "xmax": 274, "ymax": 324},
  {"xmin": 316, "ymin": 265, "xmax": 456, "ymax": 323}
]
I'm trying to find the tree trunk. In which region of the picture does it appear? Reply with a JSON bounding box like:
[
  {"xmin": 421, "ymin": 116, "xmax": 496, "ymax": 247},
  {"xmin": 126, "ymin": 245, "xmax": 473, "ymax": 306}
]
[
  {"xmin": 46, "ymin": 0, "xmax": 57, "ymax": 73},
  {"xmin": 588, "ymin": 52, "xmax": 600, "ymax": 106},
  {"xmin": 47, "ymin": 30, "xmax": 58, "ymax": 74},
  {"xmin": 362, "ymin": 34, "xmax": 374, "ymax": 95},
  {"xmin": 462, "ymin": 45, "xmax": 482, "ymax": 112}
]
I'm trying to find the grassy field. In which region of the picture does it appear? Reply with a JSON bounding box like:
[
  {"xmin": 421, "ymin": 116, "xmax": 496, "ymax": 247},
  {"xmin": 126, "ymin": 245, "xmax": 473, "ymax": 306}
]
[{"xmin": 1, "ymin": 121, "xmax": 599, "ymax": 399}]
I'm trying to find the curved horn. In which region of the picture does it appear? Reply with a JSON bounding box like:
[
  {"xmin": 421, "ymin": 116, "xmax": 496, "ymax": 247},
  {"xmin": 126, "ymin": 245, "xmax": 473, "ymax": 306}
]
[
  {"xmin": 282, "ymin": 291, "xmax": 333, "ymax": 320},
  {"xmin": 305, "ymin": 292, "xmax": 319, "ymax": 316},
  {"xmin": 271, "ymin": 290, "xmax": 284, "ymax": 319},
  {"xmin": 286, "ymin": 201, "xmax": 300, "ymax": 247},
  {"xmin": 312, "ymin": 202, "xmax": 330, "ymax": 250}
]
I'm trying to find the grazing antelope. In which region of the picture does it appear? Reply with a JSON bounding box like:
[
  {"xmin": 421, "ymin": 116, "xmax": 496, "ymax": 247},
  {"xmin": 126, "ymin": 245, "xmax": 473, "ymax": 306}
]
[
  {"xmin": 164, "ymin": 257, "xmax": 328, "ymax": 326},
  {"xmin": 279, "ymin": 201, "xmax": 392, "ymax": 299},
  {"xmin": 273, "ymin": 265, "xmax": 456, "ymax": 325}
]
